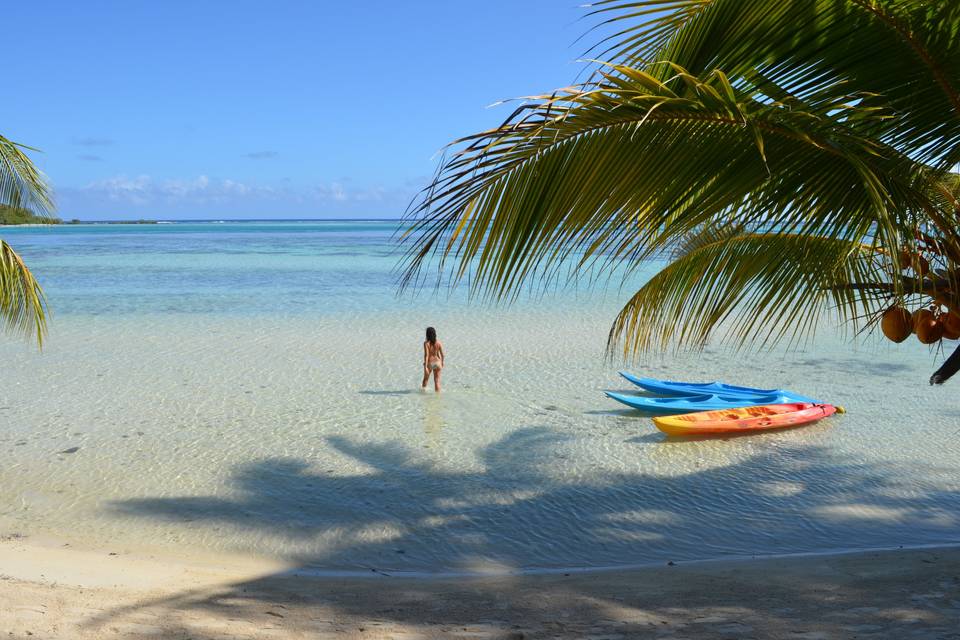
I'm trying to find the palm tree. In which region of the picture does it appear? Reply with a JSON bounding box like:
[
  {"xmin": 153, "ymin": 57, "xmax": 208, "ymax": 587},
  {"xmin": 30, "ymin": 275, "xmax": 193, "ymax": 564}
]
[
  {"xmin": 401, "ymin": 0, "xmax": 960, "ymax": 384},
  {"xmin": 1, "ymin": 134, "xmax": 53, "ymax": 346}
]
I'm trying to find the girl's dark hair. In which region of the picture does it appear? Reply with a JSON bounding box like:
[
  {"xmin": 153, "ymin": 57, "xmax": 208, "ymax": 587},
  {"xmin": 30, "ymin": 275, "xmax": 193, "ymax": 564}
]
[{"xmin": 426, "ymin": 327, "xmax": 437, "ymax": 344}]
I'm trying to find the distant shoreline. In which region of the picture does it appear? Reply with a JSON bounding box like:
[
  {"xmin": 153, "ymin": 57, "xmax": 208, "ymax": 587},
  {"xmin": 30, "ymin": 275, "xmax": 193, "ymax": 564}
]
[
  {"xmin": 3, "ymin": 217, "xmax": 406, "ymax": 226},
  {"xmin": 66, "ymin": 219, "xmax": 158, "ymax": 225}
]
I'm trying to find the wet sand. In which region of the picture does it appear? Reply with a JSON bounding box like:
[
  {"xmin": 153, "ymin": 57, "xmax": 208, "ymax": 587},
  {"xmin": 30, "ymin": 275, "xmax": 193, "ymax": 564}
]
[{"xmin": 2, "ymin": 540, "xmax": 959, "ymax": 639}]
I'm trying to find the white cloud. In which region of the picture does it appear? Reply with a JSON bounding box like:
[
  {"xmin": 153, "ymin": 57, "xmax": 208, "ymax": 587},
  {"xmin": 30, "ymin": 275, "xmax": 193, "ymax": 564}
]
[
  {"xmin": 87, "ymin": 174, "xmax": 152, "ymax": 205},
  {"xmin": 66, "ymin": 174, "xmax": 420, "ymax": 215},
  {"xmin": 81, "ymin": 174, "xmax": 276, "ymax": 205}
]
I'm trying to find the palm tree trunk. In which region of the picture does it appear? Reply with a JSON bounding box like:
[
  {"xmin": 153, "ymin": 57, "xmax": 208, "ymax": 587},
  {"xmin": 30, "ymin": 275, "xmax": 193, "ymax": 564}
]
[{"xmin": 930, "ymin": 343, "xmax": 960, "ymax": 385}]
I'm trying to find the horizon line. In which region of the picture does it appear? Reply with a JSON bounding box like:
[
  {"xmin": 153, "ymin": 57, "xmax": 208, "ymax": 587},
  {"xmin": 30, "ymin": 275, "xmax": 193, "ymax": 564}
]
[{"xmin": 61, "ymin": 217, "xmax": 408, "ymax": 223}]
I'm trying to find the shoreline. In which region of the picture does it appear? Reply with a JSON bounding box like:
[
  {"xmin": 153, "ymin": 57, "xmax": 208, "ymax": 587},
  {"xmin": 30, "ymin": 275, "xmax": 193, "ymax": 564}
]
[
  {"xmin": 9, "ymin": 527, "xmax": 960, "ymax": 580},
  {"xmin": 3, "ymin": 540, "xmax": 959, "ymax": 638}
]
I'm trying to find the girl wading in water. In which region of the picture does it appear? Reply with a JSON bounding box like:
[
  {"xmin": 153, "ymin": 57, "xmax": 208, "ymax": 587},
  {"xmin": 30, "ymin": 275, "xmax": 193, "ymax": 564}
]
[{"xmin": 422, "ymin": 327, "xmax": 444, "ymax": 392}]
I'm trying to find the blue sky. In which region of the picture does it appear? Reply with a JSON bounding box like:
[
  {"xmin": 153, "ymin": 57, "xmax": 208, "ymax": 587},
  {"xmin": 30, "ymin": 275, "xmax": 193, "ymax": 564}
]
[{"xmin": 3, "ymin": 1, "xmax": 611, "ymax": 220}]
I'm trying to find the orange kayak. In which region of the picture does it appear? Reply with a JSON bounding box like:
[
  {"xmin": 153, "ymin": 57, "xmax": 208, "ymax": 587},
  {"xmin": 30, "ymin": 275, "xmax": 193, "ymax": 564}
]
[{"xmin": 652, "ymin": 403, "xmax": 839, "ymax": 436}]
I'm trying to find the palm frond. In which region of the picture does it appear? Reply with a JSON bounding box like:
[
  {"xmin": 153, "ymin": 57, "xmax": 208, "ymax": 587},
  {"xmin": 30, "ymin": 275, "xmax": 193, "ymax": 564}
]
[
  {"xmin": 0, "ymin": 240, "xmax": 48, "ymax": 346},
  {"xmin": 583, "ymin": 0, "xmax": 711, "ymax": 66},
  {"xmin": 669, "ymin": 220, "xmax": 745, "ymax": 261},
  {"xmin": 400, "ymin": 1, "xmax": 960, "ymax": 380},
  {"xmin": 401, "ymin": 63, "xmax": 924, "ymax": 302},
  {"xmin": 607, "ymin": 233, "xmax": 884, "ymax": 356},
  {"xmin": 0, "ymin": 135, "xmax": 54, "ymax": 216},
  {"xmin": 0, "ymin": 134, "xmax": 53, "ymax": 346},
  {"xmin": 586, "ymin": 0, "xmax": 960, "ymax": 168}
]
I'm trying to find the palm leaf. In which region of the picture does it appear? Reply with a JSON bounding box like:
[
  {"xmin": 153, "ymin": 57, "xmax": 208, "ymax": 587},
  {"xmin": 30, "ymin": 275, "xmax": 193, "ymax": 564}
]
[
  {"xmin": 607, "ymin": 233, "xmax": 884, "ymax": 356},
  {"xmin": 400, "ymin": 1, "xmax": 960, "ymax": 380},
  {"xmin": 0, "ymin": 240, "xmax": 48, "ymax": 346},
  {"xmin": 401, "ymin": 64, "xmax": 924, "ymax": 305},
  {"xmin": 0, "ymin": 134, "xmax": 54, "ymax": 346},
  {"xmin": 0, "ymin": 135, "xmax": 54, "ymax": 215},
  {"xmin": 669, "ymin": 220, "xmax": 745, "ymax": 261},
  {"xmin": 586, "ymin": 0, "xmax": 960, "ymax": 169}
]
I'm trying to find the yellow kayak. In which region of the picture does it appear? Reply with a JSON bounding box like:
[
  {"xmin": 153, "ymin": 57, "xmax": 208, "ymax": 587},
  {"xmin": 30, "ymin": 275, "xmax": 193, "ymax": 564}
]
[{"xmin": 652, "ymin": 403, "xmax": 839, "ymax": 436}]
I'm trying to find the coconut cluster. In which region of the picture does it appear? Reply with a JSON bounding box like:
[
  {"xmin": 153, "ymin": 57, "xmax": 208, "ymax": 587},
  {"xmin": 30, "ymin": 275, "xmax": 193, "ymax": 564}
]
[
  {"xmin": 881, "ymin": 305, "xmax": 960, "ymax": 344},
  {"xmin": 879, "ymin": 245, "xmax": 959, "ymax": 345}
]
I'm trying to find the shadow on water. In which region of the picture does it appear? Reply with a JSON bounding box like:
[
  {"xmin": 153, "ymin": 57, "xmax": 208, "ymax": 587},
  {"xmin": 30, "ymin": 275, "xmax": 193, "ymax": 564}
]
[
  {"xmin": 625, "ymin": 429, "xmax": 805, "ymax": 443},
  {"xmin": 625, "ymin": 432, "xmax": 665, "ymax": 444},
  {"xmin": 583, "ymin": 388, "xmax": 665, "ymax": 417},
  {"xmin": 795, "ymin": 356, "xmax": 917, "ymax": 377},
  {"xmin": 90, "ymin": 427, "xmax": 960, "ymax": 636},
  {"xmin": 357, "ymin": 389, "xmax": 420, "ymax": 396}
]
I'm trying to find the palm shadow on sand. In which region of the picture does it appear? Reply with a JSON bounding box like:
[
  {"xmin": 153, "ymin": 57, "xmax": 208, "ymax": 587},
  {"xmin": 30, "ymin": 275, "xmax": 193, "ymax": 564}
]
[{"xmin": 91, "ymin": 426, "xmax": 960, "ymax": 636}]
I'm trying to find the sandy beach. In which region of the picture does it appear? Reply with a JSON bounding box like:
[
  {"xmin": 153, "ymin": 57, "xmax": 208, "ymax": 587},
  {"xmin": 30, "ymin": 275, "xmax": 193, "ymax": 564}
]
[
  {"xmin": 3, "ymin": 539, "xmax": 959, "ymax": 639},
  {"xmin": 5, "ymin": 0, "xmax": 960, "ymax": 637},
  {"xmin": 3, "ymin": 222, "xmax": 960, "ymax": 638}
]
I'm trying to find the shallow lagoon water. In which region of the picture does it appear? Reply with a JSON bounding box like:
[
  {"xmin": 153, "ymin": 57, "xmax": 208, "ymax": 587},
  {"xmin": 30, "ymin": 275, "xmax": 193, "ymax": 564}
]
[{"xmin": 1, "ymin": 221, "xmax": 959, "ymax": 573}]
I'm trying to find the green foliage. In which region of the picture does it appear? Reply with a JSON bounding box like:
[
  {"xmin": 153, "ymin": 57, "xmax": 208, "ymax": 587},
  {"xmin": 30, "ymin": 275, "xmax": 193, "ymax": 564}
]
[
  {"xmin": 401, "ymin": 0, "xmax": 960, "ymax": 381},
  {"xmin": 0, "ymin": 135, "xmax": 53, "ymax": 215},
  {"xmin": 0, "ymin": 204, "xmax": 60, "ymax": 225},
  {"xmin": 0, "ymin": 134, "xmax": 55, "ymax": 346},
  {"xmin": 0, "ymin": 240, "xmax": 48, "ymax": 345}
]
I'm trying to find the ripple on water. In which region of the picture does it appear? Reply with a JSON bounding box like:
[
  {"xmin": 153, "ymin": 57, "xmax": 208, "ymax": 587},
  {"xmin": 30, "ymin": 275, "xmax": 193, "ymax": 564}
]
[{"xmin": 2, "ymin": 307, "xmax": 960, "ymax": 573}]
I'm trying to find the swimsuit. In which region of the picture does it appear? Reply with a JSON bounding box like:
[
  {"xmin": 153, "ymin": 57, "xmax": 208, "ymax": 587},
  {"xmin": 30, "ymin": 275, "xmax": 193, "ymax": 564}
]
[{"xmin": 426, "ymin": 341, "xmax": 442, "ymax": 371}]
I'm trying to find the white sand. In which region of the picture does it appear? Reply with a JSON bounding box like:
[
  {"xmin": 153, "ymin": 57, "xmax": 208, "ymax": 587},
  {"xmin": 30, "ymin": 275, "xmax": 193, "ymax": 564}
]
[
  {"xmin": 6, "ymin": 311, "xmax": 960, "ymax": 571},
  {"xmin": 2, "ymin": 539, "xmax": 959, "ymax": 639}
]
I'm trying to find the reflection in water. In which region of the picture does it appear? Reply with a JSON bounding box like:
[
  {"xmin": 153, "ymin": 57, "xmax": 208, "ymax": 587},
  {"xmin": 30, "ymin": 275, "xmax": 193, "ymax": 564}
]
[{"xmin": 423, "ymin": 394, "xmax": 445, "ymax": 445}]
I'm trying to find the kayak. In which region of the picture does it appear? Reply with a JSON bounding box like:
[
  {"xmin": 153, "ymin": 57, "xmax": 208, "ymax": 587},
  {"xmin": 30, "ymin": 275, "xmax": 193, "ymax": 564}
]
[
  {"xmin": 652, "ymin": 403, "xmax": 838, "ymax": 436},
  {"xmin": 605, "ymin": 390, "xmax": 792, "ymax": 414},
  {"xmin": 619, "ymin": 371, "xmax": 820, "ymax": 404}
]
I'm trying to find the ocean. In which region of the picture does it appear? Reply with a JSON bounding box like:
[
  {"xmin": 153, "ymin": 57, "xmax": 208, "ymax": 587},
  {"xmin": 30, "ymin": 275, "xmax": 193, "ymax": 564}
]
[{"xmin": 1, "ymin": 220, "xmax": 958, "ymax": 574}]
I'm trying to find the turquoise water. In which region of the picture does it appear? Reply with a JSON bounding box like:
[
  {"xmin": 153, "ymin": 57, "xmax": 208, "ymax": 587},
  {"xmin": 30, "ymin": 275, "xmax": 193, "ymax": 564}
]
[
  {"xmin": 2, "ymin": 221, "xmax": 432, "ymax": 316},
  {"xmin": 1, "ymin": 220, "xmax": 959, "ymax": 574}
]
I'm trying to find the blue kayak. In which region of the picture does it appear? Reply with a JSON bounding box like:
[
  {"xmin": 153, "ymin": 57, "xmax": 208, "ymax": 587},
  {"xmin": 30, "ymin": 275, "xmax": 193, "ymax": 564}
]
[
  {"xmin": 618, "ymin": 371, "xmax": 820, "ymax": 404},
  {"xmin": 606, "ymin": 390, "xmax": 794, "ymax": 414}
]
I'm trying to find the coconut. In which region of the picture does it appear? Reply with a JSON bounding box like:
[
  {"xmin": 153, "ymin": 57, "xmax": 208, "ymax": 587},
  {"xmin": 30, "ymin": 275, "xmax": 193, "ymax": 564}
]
[
  {"xmin": 880, "ymin": 306, "xmax": 912, "ymax": 343},
  {"xmin": 897, "ymin": 249, "xmax": 911, "ymax": 269},
  {"xmin": 912, "ymin": 308, "xmax": 934, "ymax": 333},
  {"xmin": 914, "ymin": 309, "xmax": 944, "ymax": 344},
  {"xmin": 897, "ymin": 250, "xmax": 930, "ymax": 276},
  {"xmin": 942, "ymin": 310, "xmax": 960, "ymax": 340}
]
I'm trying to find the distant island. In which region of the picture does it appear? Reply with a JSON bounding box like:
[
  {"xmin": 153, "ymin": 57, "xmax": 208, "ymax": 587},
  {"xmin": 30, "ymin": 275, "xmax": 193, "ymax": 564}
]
[
  {"xmin": 0, "ymin": 205, "xmax": 61, "ymax": 225},
  {"xmin": 65, "ymin": 219, "xmax": 158, "ymax": 225},
  {"xmin": 0, "ymin": 206, "xmax": 160, "ymax": 225}
]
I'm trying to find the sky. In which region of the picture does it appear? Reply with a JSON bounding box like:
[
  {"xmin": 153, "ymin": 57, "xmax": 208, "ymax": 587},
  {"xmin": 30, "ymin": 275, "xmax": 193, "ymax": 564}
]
[{"xmin": 3, "ymin": 1, "xmax": 613, "ymax": 220}]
